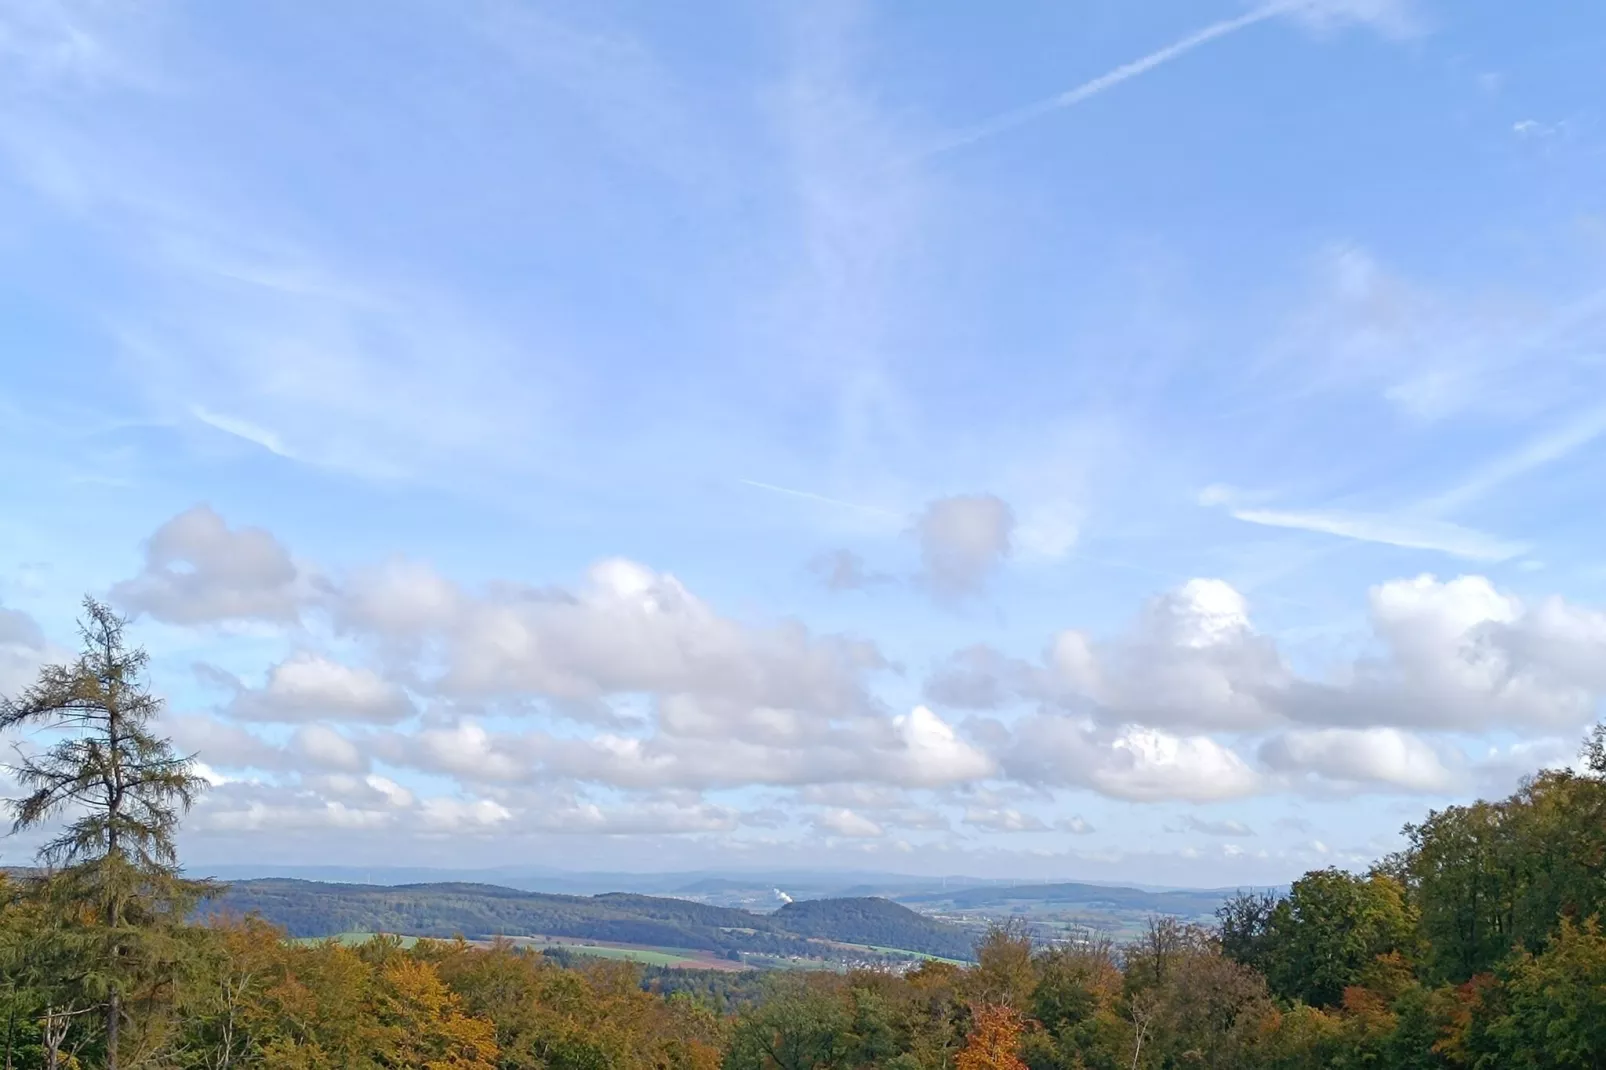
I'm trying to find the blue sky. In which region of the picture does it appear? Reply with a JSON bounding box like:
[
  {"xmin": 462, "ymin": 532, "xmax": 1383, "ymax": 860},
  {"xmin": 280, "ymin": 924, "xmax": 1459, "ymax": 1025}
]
[{"xmin": 3, "ymin": 0, "xmax": 1606, "ymax": 886}]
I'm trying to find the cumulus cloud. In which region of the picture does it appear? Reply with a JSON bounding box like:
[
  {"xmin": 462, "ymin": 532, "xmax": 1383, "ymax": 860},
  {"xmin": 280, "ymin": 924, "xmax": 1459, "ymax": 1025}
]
[
  {"xmin": 188, "ymin": 777, "xmax": 737, "ymax": 842},
  {"xmin": 290, "ymin": 723, "xmax": 367, "ymax": 772},
  {"xmin": 163, "ymin": 713, "xmax": 291, "ymax": 773},
  {"xmin": 335, "ymin": 557, "xmax": 462, "ymax": 639},
  {"xmin": 110, "ymin": 506, "xmax": 312, "ymax": 624},
  {"xmin": 798, "ymin": 784, "xmax": 910, "ymax": 810},
  {"xmin": 1470, "ymin": 737, "xmax": 1579, "ymax": 796},
  {"xmin": 963, "ymin": 807, "xmax": 1048, "ymax": 833},
  {"xmin": 523, "ymin": 796, "xmax": 741, "ymax": 836},
  {"xmin": 929, "ymin": 573, "xmax": 1606, "ymax": 738},
  {"xmin": 928, "ymin": 579, "xmax": 1285, "ymax": 731},
  {"xmin": 1286, "ymin": 575, "xmax": 1606, "ymax": 732},
  {"xmin": 420, "ymin": 557, "xmax": 887, "ymax": 718},
  {"xmin": 815, "ymin": 808, "xmax": 884, "ymax": 838},
  {"xmin": 1170, "ymin": 816, "xmax": 1255, "ymax": 837},
  {"xmin": 103, "ymin": 507, "xmax": 1606, "ymax": 856},
  {"xmin": 925, "ymin": 645, "xmax": 1022, "ymax": 710},
  {"xmin": 1003, "ymin": 717, "xmax": 1261, "ymax": 802},
  {"xmin": 0, "ymin": 603, "xmax": 48, "ymax": 697},
  {"xmin": 386, "ymin": 702, "xmax": 992, "ymax": 793},
  {"xmin": 0, "ymin": 606, "xmax": 44, "ymax": 649},
  {"xmin": 223, "ymin": 652, "xmax": 416, "ymax": 724},
  {"xmin": 808, "ymin": 549, "xmax": 891, "ymax": 592},
  {"xmin": 913, "ymin": 494, "xmax": 1014, "ymax": 599},
  {"xmin": 1260, "ymin": 727, "xmax": 1456, "ymax": 793},
  {"xmin": 888, "ymin": 706, "xmax": 996, "ymax": 786},
  {"xmin": 418, "ymin": 796, "xmax": 513, "ymax": 833},
  {"xmin": 191, "ymin": 782, "xmax": 394, "ymax": 834}
]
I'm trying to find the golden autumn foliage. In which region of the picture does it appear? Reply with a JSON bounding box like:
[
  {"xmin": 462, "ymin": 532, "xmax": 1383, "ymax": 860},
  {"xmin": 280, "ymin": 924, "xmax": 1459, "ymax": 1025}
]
[{"xmin": 955, "ymin": 1004, "xmax": 1026, "ymax": 1070}]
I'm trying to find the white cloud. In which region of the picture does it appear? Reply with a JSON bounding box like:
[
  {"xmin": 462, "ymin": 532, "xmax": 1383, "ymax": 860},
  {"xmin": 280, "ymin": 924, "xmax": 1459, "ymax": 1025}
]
[
  {"xmin": 798, "ymin": 784, "xmax": 909, "ymax": 809},
  {"xmin": 0, "ymin": 603, "xmax": 48, "ymax": 697},
  {"xmin": 931, "ymin": 578, "xmax": 1286, "ymax": 731},
  {"xmin": 932, "ymin": 573, "xmax": 1606, "ymax": 738},
  {"xmin": 193, "ymin": 783, "xmax": 393, "ymax": 834},
  {"xmin": 223, "ymin": 652, "xmax": 415, "ymax": 725},
  {"xmin": 110, "ymin": 505, "xmax": 312, "ymax": 625},
  {"xmin": 163, "ymin": 714, "xmax": 290, "ymax": 773},
  {"xmin": 1003, "ymin": 718, "xmax": 1261, "ymax": 802},
  {"xmin": 1287, "ymin": 574, "xmax": 1606, "ymax": 732},
  {"xmin": 418, "ymin": 796, "xmax": 514, "ymax": 832},
  {"xmin": 814, "ymin": 808, "xmax": 884, "ymax": 838},
  {"xmin": 401, "ymin": 721, "xmax": 531, "ymax": 783},
  {"xmin": 913, "ymin": 494, "xmax": 1014, "ymax": 600},
  {"xmin": 523, "ymin": 797, "xmax": 741, "ymax": 836},
  {"xmin": 290, "ymin": 724, "xmax": 367, "ymax": 773},
  {"xmin": 423, "ymin": 557, "xmax": 886, "ymax": 718},
  {"xmin": 1227, "ymin": 507, "xmax": 1527, "ymax": 562},
  {"xmin": 1171, "ymin": 815, "xmax": 1255, "ymax": 837},
  {"xmin": 888, "ymin": 706, "xmax": 996, "ymax": 786},
  {"xmin": 1470, "ymin": 738, "xmax": 1579, "ymax": 795},
  {"xmin": 808, "ymin": 549, "xmax": 891, "ymax": 592},
  {"xmin": 963, "ymin": 807, "xmax": 1047, "ymax": 833},
  {"xmin": 335, "ymin": 557, "xmax": 462, "ymax": 639},
  {"xmin": 358, "ymin": 775, "xmax": 415, "ymax": 809},
  {"xmin": 1100, "ymin": 729, "xmax": 1263, "ymax": 801},
  {"xmin": 386, "ymin": 702, "xmax": 991, "ymax": 794},
  {"xmin": 0, "ymin": 605, "xmax": 44, "ymax": 649},
  {"xmin": 1260, "ymin": 727, "xmax": 1456, "ymax": 792},
  {"xmin": 98, "ymin": 507, "xmax": 1606, "ymax": 858}
]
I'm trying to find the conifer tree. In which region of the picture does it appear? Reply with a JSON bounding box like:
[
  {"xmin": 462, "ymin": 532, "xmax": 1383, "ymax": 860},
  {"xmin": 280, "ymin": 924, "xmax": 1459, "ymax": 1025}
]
[{"xmin": 1, "ymin": 597, "xmax": 209, "ymax": 1070}]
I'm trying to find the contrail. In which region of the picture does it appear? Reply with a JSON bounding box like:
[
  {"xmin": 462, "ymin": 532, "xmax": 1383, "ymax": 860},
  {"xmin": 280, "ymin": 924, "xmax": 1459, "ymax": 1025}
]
[
  {"xmin": 738, "ymin": 479, "xmax": 902, "ymax": 518},
  {"xmin": 920, "ymin": 1, "xmax": 1295, "ymax": 159}
]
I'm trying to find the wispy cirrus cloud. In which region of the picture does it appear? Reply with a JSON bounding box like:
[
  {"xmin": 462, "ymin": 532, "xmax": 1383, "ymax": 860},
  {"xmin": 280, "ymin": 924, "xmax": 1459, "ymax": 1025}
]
[
  {"xmin": 919, "ymin": 0, "xmax": 1421, "ymax": 159},
  {"xmin": 1226, "ymin": 507, "xmax": 1528, "ymax": 562}
]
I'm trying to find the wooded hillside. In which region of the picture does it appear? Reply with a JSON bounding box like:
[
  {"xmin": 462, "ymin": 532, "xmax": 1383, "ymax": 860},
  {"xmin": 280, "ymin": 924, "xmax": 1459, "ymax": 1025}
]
[{"xmin": 210, "ymin": 879, "xmax": 977, "ymax": 961}]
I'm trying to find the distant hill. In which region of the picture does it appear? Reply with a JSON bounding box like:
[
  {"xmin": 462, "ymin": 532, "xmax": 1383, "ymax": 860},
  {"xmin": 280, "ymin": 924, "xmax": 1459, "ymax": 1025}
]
[
  {"xmin": 772, "ymin": 896, "xmax": 974, "ymax": 960},
  {"xmin": 899, "ymin": 881, "xmax": 1228, "ymax": 917},
  {"xmin": 208, "ymin": 880, "xmax": 977, "ymax": 962}
]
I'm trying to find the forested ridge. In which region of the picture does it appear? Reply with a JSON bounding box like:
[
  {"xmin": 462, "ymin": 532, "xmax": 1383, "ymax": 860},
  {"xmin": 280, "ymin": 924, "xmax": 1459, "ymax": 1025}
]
[
  {"xmin": 209, "ymin": 880, "xmax": 976, "ymax": 961},
  {"xmin": 3, "ymin": 600, "xmax": 1606, "ymax": 1068}
]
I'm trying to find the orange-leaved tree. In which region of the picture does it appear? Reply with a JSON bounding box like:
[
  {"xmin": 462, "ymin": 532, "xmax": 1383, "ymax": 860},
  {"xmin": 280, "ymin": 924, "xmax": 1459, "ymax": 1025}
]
[{"xmin": 957, "ymin": 1004, "xmax": 1027, "ymax": 1070}]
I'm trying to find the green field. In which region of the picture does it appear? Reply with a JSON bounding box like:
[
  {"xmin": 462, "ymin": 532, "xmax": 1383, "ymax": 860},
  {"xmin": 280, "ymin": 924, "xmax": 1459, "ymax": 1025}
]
[
  {"xmin": 859, "ymin": 944, "xmax": 969, "ymax": 965},
  {"xmin": 518, "ymin": 938, "xmax": 709, "ymax": 967}
]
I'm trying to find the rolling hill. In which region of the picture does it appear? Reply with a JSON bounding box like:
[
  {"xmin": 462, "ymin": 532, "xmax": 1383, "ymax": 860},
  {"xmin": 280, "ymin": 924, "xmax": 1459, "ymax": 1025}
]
[
  {"xmin": 771, "ymin": 896, "xmax": 973, "ymax": 960},
  {"xmin": 208, "ymin": 879, "xmax": 977, "ymax": 962}
]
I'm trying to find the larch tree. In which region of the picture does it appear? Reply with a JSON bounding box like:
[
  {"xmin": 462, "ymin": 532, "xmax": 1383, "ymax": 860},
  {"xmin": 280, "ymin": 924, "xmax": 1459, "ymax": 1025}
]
[{"xmin": 0, "ymin": 596, "xmax": 210, "ymax": 1070}]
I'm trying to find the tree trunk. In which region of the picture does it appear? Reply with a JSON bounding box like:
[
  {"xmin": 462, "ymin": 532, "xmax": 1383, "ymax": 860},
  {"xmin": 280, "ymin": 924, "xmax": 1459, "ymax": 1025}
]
[
  {"xmin": 105, "ymin": 992, "xmax": 119, "ymax": 1070},
  {"xmin": 42, "ymin": 1007, "xmax": 64, "ymax": 1070}
]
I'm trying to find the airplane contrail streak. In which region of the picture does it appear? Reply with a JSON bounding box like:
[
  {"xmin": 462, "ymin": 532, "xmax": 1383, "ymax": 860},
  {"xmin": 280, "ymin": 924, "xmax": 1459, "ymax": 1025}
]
[{"xmin": 920, "ymin": 2, "xmax": 1294, "ymax": 159}]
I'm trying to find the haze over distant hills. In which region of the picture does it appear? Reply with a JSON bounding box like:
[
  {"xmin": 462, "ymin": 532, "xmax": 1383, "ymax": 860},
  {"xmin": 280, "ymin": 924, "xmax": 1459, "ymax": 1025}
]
[
  {"xmin": 192, "ymin": 864, "xmax": 1249, "ymax": 899},
  {"xmin": 194, "ymin": 865, "xmax": 1268, "ymax": 954},
  {"xmin": 210, "ymin": 879, "xmax": 980, "ymax": 963}
]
